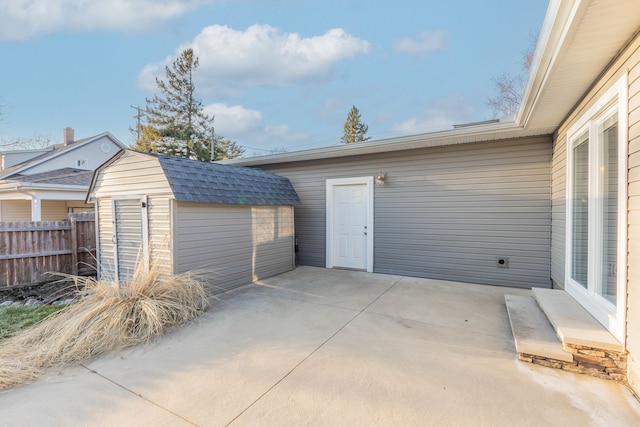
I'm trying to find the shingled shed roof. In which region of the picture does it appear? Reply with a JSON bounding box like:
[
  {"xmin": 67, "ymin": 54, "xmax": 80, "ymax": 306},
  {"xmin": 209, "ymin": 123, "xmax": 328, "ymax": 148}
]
[{"xmin": 154, "ymin": 153, "xmax": 300, "ymax": 206}]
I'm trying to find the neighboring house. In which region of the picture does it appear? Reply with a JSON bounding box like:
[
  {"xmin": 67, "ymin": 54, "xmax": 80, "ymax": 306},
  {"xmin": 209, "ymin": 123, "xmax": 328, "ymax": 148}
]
[
  {"xmin": 86, "ymin": 150, "xmax": 300, "ymax": 292},
  {"xmin": 0, "ymin": 128, "xmax": 125, "ymax": 221},
  {"xmin": 223, "ymin": 0, "xmax": 640, "ymax": 395}
]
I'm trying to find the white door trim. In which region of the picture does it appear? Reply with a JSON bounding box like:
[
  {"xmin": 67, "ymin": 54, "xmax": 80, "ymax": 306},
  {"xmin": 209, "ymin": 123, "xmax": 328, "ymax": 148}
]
[{"xmin": 326, "ymin": 176, "xmax": 374, "ymax": 272}]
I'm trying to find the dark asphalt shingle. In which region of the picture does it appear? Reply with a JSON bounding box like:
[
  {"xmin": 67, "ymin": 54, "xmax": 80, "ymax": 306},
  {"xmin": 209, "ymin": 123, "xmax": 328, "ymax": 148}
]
[
  {"xmin": 154, "ymin": 154, "xmax": 300, "ymax": 206},
  {"xmin": 10, "ymin": 168, "xmax": 94, "ymax": 186}
]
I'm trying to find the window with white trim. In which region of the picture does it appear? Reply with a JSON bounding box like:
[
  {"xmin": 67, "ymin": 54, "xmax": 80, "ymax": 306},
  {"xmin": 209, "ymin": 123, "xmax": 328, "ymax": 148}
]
[
  {"xmin": 75, "ymin": 158, "xmax": 88, "ymax": 169},
  {"xmin": 569, "ymin": 110, "xmax": 618, "ymax": 300},
  {"xmin": 565, "ymin": 75, "xmax": 627, "ymax": 340}
]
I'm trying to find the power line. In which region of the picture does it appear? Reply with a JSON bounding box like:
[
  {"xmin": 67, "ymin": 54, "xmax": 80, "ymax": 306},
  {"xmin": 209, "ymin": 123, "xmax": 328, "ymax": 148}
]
[{"xmin": 130, "ymin": 105, "xmax": 147, "ymax": 144}]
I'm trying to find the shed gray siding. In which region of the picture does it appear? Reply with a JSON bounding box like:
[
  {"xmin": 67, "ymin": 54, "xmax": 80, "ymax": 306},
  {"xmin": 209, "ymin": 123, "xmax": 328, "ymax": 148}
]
[
  {"xmin": 175, "ymin": 203, "xmax": 295, "ymax": 292},
  {"xmin": 259, "ymin": 136, "xmax": 552, "ymax": 288}
]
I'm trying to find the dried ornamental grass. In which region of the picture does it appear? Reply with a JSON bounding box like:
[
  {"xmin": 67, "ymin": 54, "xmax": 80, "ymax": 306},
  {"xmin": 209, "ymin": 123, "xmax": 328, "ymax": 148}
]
[{"xmin": 0, "ymin": 264, "xmax": 208, "ymax": 390}]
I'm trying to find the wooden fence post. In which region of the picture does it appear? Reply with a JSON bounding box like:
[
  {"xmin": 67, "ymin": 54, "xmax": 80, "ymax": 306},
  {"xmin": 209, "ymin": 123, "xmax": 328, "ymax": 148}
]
[{"xmin": 70, "ymin": 214, "xmax": 78, "ymax": 276}]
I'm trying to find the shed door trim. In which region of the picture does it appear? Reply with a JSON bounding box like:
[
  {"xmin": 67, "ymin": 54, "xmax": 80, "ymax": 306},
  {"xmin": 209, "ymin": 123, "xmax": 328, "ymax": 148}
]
[
  {"xmin": 112, "ymin": 195, "xmax": 149, "ymax": 282},
  {"xmin": 326, "ymin": 176, "xmax": 374, "ymax": 272}
]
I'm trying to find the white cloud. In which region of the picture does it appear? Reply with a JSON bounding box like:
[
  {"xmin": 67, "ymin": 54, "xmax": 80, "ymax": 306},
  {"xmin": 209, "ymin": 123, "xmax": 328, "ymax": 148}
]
[
  {"xmin": 137, "ymin": 24, "xmax": 370, "ymax": 92},
  {"xmin": 0, "ymin": 0, "xmax": 208, "ymax": 40},
  {"xmin": 394, "ymin": 30, "xmax": 447, "ymax": 56},
  {"xmin": 202, "ymin": 102, "xmax": 307, "ymax": 150},
  {"xmin": 391, "ymin": 94, "xmax": 475, "ymax": 134},
  {"xmin": 203, "ymin": 103, "xmax": 263, "ymax": 136}
]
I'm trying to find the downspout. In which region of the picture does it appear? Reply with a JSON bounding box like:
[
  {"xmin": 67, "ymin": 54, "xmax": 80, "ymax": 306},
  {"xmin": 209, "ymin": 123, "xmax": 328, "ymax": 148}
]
[{"xmin": 16, "ymin": 185, "xmax": 41, "ymax": 221}]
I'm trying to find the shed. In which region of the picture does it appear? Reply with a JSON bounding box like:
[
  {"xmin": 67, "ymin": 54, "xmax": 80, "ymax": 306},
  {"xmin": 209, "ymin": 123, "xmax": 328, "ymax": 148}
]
[{"xmin": 87, "ymin": 150, "xmax": 300, "ymax": 292}]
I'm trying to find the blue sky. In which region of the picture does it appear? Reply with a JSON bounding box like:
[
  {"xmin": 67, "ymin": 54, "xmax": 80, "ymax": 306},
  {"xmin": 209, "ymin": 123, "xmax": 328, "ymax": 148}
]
[{"xmin": 0, "ymin": 1, "xmax": 549, "ymax": 156}]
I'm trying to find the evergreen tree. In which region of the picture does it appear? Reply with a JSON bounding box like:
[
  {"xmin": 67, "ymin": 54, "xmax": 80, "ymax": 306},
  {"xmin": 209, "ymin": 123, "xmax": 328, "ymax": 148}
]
[
  {"xmin": 135, "ymin": 48, "xmax": 243, "ymax": 161},
  {"xmin": 341, "ymin": 105, "xmax": 371, "ymax": 144},
  {"xmin": 215, "ymin": 137, "xmax": 243, "ymax": 160}
]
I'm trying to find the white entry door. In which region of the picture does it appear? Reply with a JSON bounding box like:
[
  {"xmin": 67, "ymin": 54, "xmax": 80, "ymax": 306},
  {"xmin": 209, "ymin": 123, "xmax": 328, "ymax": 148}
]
[{"xmin": 332, "ymin": 184, "xmax": 368, "ymax": 270}]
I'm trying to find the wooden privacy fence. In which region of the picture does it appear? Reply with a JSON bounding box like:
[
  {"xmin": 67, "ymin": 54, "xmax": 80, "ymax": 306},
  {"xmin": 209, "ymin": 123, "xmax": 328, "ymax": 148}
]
[{"xmin": 0, "ymin": 212, "xmax": 96, "ymax": 288}]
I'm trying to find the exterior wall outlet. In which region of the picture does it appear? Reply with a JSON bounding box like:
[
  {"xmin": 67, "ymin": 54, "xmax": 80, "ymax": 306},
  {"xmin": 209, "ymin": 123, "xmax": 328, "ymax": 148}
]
[{"xmin": 496, "ymin": 257, "xmax": 509, "ymax": 268}]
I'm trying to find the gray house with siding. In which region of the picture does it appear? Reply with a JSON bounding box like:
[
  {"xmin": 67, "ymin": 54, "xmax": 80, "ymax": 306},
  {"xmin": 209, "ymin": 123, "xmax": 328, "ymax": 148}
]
[
  {"xmin": 230, "ymin": 133, "xmax": 552, "ymax": 289},
  {"xmin": 87, "ymin": 150, "xmax": 300, "ymax": 292},
  {"xmin": 224, "ymin": 0, "xmax": 640, "ymax": 396}
]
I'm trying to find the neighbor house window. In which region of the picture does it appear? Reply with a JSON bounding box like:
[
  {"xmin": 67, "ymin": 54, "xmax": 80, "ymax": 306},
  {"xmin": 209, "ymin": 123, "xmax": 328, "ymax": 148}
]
[
  {"xmin": 565, "ymin": 75, "xmax": 627, "ymax": 340},
  {"xmin": 76, "ymin": 158, "xmax": 88, "ymax": 169}
]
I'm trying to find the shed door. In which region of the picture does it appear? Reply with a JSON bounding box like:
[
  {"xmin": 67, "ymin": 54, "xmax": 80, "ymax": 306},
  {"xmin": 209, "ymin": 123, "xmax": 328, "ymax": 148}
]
[
  {"xmin": 332, "ymin": 184, "xmax": 368, "ymax": 270},
  {"xmin": 113, "ymin": 198, "xmax": 148, "ymax": 282}
]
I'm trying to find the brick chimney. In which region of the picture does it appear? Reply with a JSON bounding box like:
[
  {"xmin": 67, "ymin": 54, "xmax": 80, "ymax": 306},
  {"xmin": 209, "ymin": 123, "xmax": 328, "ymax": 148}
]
[{"xmin": 63, "ymin": 127, "xmax": 74, "ymax": 146}]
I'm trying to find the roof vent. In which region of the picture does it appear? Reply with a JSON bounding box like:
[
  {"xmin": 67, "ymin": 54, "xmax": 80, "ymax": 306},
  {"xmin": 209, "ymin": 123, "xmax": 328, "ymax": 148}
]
[
  {"xmin": 63, "ymin": 127, "xmax": 75, "ymax": 146},
  {"xmin": 453, "ymin": 119, "xmax": 500, "ymax": 129}
]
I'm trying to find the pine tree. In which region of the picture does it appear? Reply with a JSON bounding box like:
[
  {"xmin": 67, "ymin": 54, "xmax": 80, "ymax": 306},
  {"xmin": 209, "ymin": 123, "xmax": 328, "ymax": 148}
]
[
  {"xmin": 135, "ymin": 48, "xmax": 243, "ymax": 161},
  {"xmin": 341, "ymin": 105, "xmax": 371, "ymax": 144}
]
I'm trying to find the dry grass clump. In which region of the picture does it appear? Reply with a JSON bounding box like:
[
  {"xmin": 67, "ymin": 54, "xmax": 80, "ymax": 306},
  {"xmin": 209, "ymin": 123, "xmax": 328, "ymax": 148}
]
[{"xmin": 0, "ymin": 264, "xmax": 208, "ymax": 390}]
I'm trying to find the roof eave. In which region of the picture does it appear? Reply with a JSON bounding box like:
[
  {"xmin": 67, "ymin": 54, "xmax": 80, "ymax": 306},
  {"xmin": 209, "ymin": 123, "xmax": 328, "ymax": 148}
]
[
  {"xmin": 85, "ymin": 148, "xmax": 128, "ymax": 203},
  {"xmin": 17, "ymin": 183, "xmax": 89, "ymax": 191},
  {"xmin": 0, "ymin": 132, "xmax": 127, "ymax": 180},
  {"xmin": 516, "ymin": 0, "xmax": 581, "ymax": 128},
  {"xmin": 222, "ymin": 121, "xmax": 553, "ymax": 166}
]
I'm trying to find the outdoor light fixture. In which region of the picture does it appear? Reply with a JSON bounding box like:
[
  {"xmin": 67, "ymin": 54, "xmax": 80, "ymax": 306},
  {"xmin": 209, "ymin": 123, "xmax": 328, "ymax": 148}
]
[{"xmin": 375, "ymin": 172, "xmax": 386, "ymax": 185}]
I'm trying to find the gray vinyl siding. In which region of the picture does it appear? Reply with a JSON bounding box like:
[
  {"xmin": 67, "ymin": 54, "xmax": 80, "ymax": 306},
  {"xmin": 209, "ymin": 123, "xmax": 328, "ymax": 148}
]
[
  {"xmin": 175, "ymin": 203, "xmax": 295, "ymax": 292},
  {"xmin": 259, "ymin": 136, "xmax": 552, "ymax": 288},
  {"xmin": 626, "ymin": 39, "xmax": 640, "ymax": 394},
  {"xmin": 550, "ymin": 131, "xmax": 567, "ymax": 288}
]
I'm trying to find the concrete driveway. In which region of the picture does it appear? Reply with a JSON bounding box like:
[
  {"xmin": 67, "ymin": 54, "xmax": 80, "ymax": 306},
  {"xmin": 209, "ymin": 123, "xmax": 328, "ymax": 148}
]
[{"xmin": 0, "ymin": 266, "xmax": 639, "ymax": 426}]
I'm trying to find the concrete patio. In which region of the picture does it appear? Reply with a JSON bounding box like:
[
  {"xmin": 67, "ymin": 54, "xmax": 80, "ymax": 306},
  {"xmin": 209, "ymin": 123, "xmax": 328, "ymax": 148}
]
[{"xmin": 0, "ymin": 266, "xmax": 638, "ymax": 426}]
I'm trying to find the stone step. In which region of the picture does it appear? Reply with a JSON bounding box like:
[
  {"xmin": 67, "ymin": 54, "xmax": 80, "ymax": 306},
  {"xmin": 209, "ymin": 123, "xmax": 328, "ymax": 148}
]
[
  {"xmin": 505, "ymin": 294, "xmax": 573, "ymax": 362},
  {"xmin": 532, "ymin": 288, "xmax": 622, "ymax": 352}
]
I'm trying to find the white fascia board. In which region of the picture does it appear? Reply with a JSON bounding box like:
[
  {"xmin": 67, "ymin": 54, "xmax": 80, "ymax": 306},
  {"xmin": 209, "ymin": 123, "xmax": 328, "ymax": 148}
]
[
  {"xmin": 222, "ymin": 121, "xmax": 552, "ymax": 167},
  {"xmin": 516, "ymin": 0, "xmax": 584, "ymax": 127},
  {"xmin": 0, "ymin": 185, "xmax": 87, "ymax": 200},
  {"xmin": 19, "ymin": 186, "xmax": 88, "ymax": 201},
  {"xmin": 18, "ymin": 183, "xmax": 89, "ymax": 191}
]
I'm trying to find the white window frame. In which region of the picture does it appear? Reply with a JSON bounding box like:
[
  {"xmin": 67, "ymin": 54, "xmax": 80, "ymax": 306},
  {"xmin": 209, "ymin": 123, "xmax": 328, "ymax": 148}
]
[
  {"xmin": 75, "ymin": 158, "xmax": 89, "ymax": 169},
  {"xmin": 565, "ymin": 74, "xmax": 628, "ymax": 343},
  {"xmin": 325, "ymin": 176, "xmax": 374, "ymax": 272}
]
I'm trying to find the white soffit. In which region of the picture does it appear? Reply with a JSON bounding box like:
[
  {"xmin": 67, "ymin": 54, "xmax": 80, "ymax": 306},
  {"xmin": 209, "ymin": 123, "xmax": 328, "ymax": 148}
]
[{"xmin": 521, "ymin": 0, "xmax": 640, "ymax": 130}]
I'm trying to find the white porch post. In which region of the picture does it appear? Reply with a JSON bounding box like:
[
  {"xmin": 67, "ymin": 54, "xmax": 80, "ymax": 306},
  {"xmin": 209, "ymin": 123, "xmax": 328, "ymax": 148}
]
[{"xmin": 31, "ymin": 198, "xmax": 42, "ymax": 221}]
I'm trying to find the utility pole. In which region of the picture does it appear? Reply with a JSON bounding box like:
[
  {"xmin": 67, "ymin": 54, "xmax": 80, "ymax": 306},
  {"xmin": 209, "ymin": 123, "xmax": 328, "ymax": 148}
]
[
  {"xmin": 130, "ymin": 105, "xmax": 145, "ymax": 144},
  {"xmin": 211, "ymin": 127, "xmax": 215, "ymax": 162}
]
